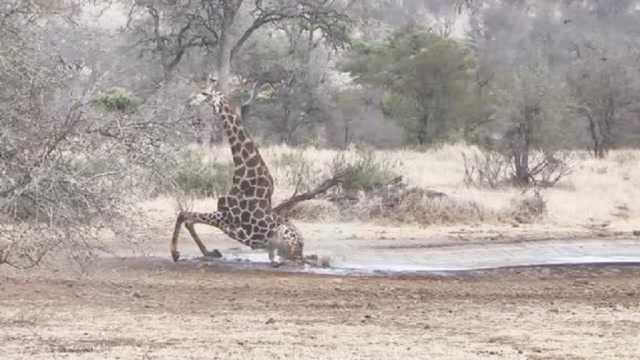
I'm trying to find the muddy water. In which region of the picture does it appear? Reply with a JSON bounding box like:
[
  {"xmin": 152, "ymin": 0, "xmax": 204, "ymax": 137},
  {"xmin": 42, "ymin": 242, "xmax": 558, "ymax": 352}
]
[{"xmin": 188, "ymin": 238, "xmax": 640, "ymax": 276}]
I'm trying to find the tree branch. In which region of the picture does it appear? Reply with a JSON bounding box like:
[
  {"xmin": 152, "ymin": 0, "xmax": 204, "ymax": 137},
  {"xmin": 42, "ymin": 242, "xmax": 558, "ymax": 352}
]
[{"xmin": 272, "ymin": 170, "xmax": 350, "ymax": 217}]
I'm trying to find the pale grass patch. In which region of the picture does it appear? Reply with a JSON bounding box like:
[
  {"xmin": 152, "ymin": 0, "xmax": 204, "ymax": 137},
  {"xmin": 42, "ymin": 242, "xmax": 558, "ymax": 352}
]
[{"xmin": 546, "ymin": 149, "xmax": 640, "ymax": 225}]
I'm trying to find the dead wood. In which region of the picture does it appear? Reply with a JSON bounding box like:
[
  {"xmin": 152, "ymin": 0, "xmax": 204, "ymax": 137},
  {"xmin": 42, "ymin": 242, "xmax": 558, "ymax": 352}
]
[{"xmin": 273, "ymin": 170, "xmax": 350, "ymax": 217}]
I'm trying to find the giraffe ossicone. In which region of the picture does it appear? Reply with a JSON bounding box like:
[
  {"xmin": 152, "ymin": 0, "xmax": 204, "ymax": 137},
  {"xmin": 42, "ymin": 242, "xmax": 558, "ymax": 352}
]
[{"xmin": 171, "ymin": 83, "xmax": 305, "ymax": 267}]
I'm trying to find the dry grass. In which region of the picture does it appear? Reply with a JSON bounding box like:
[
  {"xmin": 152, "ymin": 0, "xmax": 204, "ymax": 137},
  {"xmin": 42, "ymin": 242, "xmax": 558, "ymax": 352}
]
[
  {"xmin": 287, "ymin": 199, "xmax": 341, "ymax": 222},
  {"xmin": 180, "ymin": 143, "xmax": 640, "ymax": 229}
]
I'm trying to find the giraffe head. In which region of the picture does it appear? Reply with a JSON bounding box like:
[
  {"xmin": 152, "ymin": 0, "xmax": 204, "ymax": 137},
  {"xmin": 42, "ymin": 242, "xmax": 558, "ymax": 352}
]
[{"xmin": 189, "ymin": 75, "xmax": 225, "ymax": 113}]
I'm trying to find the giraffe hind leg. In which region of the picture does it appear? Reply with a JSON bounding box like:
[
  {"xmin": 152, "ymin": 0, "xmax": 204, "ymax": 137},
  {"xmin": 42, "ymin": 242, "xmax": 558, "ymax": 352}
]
[
  {"xmin": 185, "ymin": 223, "xmax": 222, "ymax": 258},
  {"xmin": 171, "ymin": 211, "xmax": 224, "ymax": 262},
  {"xmin": 170, "ymin": 213, "xmax": 185, "ymax": 261}
]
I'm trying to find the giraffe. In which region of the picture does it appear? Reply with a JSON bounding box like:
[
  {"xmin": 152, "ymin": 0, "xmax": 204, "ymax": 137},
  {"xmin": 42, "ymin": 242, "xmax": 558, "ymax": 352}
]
[{"xmin": 170, "ymin": 81, "xmax": 304, "ymax": 266}]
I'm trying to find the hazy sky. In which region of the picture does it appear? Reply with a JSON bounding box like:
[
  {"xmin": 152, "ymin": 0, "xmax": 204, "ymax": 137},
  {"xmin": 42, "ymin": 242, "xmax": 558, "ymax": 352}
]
[{"xmin": 82, "ymin": 3, "xmax": 128, "ymax": 31}]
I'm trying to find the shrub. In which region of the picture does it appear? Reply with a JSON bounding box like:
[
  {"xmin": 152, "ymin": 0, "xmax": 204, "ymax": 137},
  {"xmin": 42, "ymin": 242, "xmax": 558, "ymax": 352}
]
[
  {"xmin": 170, "ymin": 149, "xmax": 232, "ymax": 197},
  {"xmin": 463, "ymin": 148, "xmax": 573, "ymax": 188},
  {"xmin": 272, "ymin": 151, "xmax": 320, "ymax": 193},
  {"xmin": 330, "ymin": 148, "xmax": 401, "ymax": 193},
  {"xmin": 0, "ymin": 145, "xmax": 148, "ymax": 270},
  {"xmin": 508, "ymin": 190, "xmax": 547, "ymax": 224},
  {"xmin": 94, "ymin": 87, "xmax": 141, "ymax": 113},
  {"xmin": 462, "ymin": 150, "xmax": 512, "ymax": 189},
  {"xmin": 367, "ymin": 188, "xmax": 492, "ymax": 225}
]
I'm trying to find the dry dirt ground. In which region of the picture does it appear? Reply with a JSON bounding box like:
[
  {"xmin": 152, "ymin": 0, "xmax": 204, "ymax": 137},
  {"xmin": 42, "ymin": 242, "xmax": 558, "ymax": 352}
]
[{"xmin": 2, "ymin": 258, "xmax": 640, "ymax": 360}]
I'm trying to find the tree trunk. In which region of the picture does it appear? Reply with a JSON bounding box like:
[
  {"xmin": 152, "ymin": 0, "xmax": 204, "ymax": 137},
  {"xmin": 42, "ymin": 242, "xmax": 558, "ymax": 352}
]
[
  {"xmin": 587, "ymin": 115, "xmax": 602, "ymax": 158},
  {"xmin": 511, "ymin": 106, "xmax": 536, "ymax": 186},
  {"xmin": 215, "ymin": 38, "xmax": 233, "ymax": 93},
  {"xmin": 343, "ymin": 120, "xmax": 351, "ymax": 149},
  {"xmin": 281, "ymin": 105, "xmax": 292, "ymax": 144},
  {"xmin": 600, "ymin": 96, "xmax": 615, "ymax": 157},
  {"xmin": 213, "ymin": 1, "xmax": 239, "ymax": 93},
  {"xmin": 416, "ymin": 113, "xmax": 429, "ymax": 145}
]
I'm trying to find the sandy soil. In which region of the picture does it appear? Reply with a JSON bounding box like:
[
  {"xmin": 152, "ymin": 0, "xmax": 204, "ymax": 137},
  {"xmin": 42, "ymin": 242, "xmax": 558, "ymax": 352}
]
[
  {"xmin": 2, "ymin": 193, "xmax": 640, "ymax": 360},
  {"xmin": 2, "ymin": 258, "xmax": 640, "ymax": 360}
]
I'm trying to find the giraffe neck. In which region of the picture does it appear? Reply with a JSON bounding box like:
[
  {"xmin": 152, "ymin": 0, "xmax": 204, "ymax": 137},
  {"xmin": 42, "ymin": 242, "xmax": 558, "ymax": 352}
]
[
  {"xmin": 218, "ymin": 100, "xmax": 260, "ymax": 168},
  {"xmin": 215, "ymin": 98, "xmax": 275, "ymax": 205}
]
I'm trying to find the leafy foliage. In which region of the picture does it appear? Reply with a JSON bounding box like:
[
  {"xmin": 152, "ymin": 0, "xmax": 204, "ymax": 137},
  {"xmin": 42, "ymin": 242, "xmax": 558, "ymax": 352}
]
[
  {"xmin": 0, "ymin": 2, "xmax": 178, "ymax": 269},
  {"xmin": 330, "ymin": 149, "xmax": 400, "ymax": 192},
  {"xmin": 170, "ymin": 149, "xmax": 233, "ymax": 198},
  {"xmin": 94, "ymin": 88, "xmax": 141, "ymax": 113},
  {"xmin": 342, "ymin": 26, "xmax": 475, "ymax": 145}
]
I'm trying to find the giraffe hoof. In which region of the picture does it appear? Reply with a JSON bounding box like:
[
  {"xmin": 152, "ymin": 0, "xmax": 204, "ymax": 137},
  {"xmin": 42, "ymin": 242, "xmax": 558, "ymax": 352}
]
[
  {"xmin": 171, "ymin": 251, "xmax": 180, "ymax": 262},
  {"xmin": 206, "ymin": 249, "xmax": 222, "ymax": 258}
]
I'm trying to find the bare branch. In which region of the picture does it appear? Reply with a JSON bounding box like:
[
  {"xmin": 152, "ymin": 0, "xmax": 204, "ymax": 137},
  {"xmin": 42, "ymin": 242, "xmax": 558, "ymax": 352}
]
[{"xmin": 273, "ymin": 170, "xmax": 350, "ymax": 217}]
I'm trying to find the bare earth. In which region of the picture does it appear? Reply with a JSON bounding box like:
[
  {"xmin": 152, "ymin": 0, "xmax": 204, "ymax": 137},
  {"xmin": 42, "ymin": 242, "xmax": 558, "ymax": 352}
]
[{"xmin": 2, "ymin": 257, "xmax": 640, "ymax": 360}]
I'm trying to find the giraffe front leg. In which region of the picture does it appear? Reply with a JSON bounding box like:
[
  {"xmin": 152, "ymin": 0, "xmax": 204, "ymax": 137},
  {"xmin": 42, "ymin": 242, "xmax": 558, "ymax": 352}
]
[
  {"xmin": 268, "ymin": 241, "xmax": 288, "ymax": 268},
  {"xmin": 268, "ymin": 246, "xmax": 279, "ymax": 267}
]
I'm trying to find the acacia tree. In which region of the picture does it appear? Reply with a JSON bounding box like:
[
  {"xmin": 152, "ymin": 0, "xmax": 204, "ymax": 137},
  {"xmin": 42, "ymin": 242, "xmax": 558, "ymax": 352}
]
[
  {"xmin": 466, "ymin": 0, "xmax": 640, "ymax": 156},
  {"xmin": 567, "ymin": 59, "xmax": 635, "ymax": 158},
  {"xmin": 123, "ymin": 0, "xmax": 351, "ymax": 88},
  {"xmin": 561, "ymin": 1, "xmax": 640, "ymax": 157},
  {"xmin": 341, "ymin": 26, "xmax": 474, "ymax": 145},
  {"xmin": 463, "ymin": 0, "xmax": 584, "ymax": 186},
  {"xmin": 233, "ymin": 17, "xmax": 343, "ymax": 145},
  {"xmin": 0, "ymin": 1, "xmax": 175, "ymax": 268}
]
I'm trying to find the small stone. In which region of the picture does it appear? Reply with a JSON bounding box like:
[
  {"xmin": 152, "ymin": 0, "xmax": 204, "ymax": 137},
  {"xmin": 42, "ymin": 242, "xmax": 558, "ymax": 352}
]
[
  {"xmin": 633, "ymin": 230, "xmax": 640, "ymax": 237},
  {"xmin": 265, "ymin": 318, "xmax": 276, "ymax": 325}
]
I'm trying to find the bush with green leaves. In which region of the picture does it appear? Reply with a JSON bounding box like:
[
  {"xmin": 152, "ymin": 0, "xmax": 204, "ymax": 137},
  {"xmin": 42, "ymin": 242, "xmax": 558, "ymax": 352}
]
[
  {"xmin": 330, "ymin": 149, "xmax": 400, "ymax": 192},
  {"xmin": 170, "ymin": 149, "xmax": 233, "ymax": 198},
  {"xmin": 341, "ymin": 26, "xmax": 475, "ymax": 146},
  {"xmin": 94, "ymin": 87, "xmax": 141, "ymax": 113}
]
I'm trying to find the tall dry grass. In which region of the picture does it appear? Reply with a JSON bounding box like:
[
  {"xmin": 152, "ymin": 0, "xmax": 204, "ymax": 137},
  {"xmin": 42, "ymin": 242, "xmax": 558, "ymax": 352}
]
[{"xmin": 180, "ymin": 143, "xmax": 640, "ymax": 227}]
